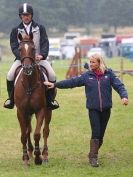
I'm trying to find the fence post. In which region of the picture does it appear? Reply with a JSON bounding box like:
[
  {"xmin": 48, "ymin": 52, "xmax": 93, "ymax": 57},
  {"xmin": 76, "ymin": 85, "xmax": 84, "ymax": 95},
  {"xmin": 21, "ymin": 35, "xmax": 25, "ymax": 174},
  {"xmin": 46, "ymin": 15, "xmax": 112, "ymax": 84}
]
[
  {"xmin": 120, "ymin": 57, "xmax": 123, "ymax": 82},
  {"xmin": 65, "ymin": 46, "xmax": 82, "ymax": 79},
  {"xmin": 0, "ymin": 73, "xmax": 1, "ymax": 97}
]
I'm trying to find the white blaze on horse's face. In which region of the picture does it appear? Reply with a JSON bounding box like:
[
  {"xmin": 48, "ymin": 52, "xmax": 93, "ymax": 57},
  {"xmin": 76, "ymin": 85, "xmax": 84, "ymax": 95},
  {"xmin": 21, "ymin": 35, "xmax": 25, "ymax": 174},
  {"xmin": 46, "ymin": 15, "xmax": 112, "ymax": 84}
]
[{"xmin": 24, "ymin": 43, "xmax": 29, "ymax": 53}]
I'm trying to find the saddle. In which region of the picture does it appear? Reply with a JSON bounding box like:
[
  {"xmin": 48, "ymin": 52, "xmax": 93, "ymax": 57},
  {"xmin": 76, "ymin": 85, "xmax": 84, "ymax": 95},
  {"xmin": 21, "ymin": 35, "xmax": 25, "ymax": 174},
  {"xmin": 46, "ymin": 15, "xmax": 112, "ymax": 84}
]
[
  {"xmin": 14, "ymin": 65, "xmax": 59, "ymax": 110},
  {"xmin": 14, "ymin": 65, "xmax": 48, "ymax": 84}
]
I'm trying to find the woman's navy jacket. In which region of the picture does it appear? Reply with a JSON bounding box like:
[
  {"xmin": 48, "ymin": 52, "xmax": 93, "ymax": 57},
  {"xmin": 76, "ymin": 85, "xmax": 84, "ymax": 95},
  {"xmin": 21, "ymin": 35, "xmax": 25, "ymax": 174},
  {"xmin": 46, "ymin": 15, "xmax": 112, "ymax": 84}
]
[{"xmin": 55, "ymin": 69, "xmax": 128, "ymax": 111}]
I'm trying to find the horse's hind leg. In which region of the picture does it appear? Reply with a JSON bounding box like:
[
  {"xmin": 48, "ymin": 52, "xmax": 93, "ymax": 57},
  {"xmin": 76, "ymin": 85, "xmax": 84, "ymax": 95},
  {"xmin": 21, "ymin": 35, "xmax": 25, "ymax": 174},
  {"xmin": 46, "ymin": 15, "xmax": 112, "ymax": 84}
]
[
  {"xmin": 42, "ymin": 109, "xmax": 52, "ymax": 163},
  {"xmin": 17, "ymin": 110, "xmax": 30, "ymax": 166},
  {"xmin": 27, "ymin": 121, "xmax": 34, "ymax": 158},
  {"xmin": 34, "ymin": 110, "xmax": 44, "ymax": 165}
]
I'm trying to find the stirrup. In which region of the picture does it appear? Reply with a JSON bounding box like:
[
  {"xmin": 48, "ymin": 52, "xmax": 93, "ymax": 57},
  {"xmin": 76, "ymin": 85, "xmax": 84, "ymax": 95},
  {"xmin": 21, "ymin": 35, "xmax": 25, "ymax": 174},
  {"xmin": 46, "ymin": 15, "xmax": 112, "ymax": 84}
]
[
  {"xmin": 3, "ymin": 99, "xmax": 14, "ymax": 109},
  {"xmin": 47, "ymin": 100, "xmax": 59, "ymax": 110}
]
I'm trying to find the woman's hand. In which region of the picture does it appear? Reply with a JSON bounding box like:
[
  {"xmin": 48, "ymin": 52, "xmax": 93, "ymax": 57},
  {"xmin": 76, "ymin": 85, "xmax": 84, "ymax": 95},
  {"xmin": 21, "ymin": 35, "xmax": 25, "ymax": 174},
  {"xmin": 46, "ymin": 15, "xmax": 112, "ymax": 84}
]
[
  {"xmin": 44, "ymin": 81, "xmax": 54, "ymax": 88},
  {"xmin": 121, "ymin": 98, "xmax": 128, "ymax": 105}
]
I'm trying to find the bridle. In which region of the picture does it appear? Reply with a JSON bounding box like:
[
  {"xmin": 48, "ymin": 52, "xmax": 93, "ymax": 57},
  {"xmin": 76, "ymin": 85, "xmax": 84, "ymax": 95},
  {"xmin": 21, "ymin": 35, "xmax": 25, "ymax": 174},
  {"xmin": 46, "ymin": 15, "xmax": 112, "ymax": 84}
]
[
  {"xmin": 18, "ymin": 33, "xmax": 41, "ymax": 95},
  {"xmin": 19, "ymin": 40, "xmax": 37, "ymax": 76}
]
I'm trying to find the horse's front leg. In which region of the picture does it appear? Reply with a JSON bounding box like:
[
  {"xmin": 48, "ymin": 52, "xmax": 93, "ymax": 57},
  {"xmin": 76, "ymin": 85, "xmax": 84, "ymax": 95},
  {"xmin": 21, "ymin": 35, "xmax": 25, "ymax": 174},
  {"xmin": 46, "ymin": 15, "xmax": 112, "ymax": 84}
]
[
  {"xmin": 42, "ymin": 109, "xmax": 52, "ymax": 163},
  {"xmin": 34, "ymin": 109, "xmax": 45, "ymax": 165},
  {"xmin": 17, "ymin": 110, "xmax": 30, "ymax": 166}
]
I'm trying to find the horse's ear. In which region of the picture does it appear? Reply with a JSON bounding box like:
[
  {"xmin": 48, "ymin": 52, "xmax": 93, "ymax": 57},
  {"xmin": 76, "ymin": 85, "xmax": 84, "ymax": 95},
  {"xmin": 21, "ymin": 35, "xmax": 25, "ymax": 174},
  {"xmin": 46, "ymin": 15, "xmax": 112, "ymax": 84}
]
[
  {"xmin": 29, "ymin": 32, "xmax": 33, "ymax": 40},
  {"xmin": 18, "ymin": 33, "xmax": 23, "ymax": 41}
]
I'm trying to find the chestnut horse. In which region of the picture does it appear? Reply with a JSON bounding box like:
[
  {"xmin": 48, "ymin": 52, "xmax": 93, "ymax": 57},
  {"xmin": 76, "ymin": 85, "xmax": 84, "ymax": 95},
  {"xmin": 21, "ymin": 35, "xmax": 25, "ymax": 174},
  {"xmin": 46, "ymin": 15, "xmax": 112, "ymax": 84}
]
[{"xmin": 14, "ymin": 33, "xmax": 51, "ymax": 165}]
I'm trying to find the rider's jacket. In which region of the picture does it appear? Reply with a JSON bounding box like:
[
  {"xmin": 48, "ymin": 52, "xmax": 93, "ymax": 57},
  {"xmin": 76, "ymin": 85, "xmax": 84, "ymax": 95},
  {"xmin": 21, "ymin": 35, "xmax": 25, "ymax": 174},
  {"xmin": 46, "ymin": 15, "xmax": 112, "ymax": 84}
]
[{"xmin": 10, "ymin": 20, "xmax": 49, "ymax": 60}]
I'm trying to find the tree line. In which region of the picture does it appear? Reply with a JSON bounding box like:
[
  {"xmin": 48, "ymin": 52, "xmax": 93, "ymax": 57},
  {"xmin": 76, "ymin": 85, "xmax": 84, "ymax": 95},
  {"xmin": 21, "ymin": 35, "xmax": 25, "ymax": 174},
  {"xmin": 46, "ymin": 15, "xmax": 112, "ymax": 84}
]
[{"xmin": 0, "ymin": 0, "xmax": 133, "ymax": 35}]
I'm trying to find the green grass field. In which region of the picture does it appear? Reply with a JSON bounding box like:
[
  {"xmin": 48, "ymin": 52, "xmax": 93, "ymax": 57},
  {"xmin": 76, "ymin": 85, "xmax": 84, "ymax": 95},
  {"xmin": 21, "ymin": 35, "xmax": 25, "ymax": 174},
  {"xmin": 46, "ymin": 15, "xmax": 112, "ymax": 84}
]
[{"xmin": 0, "ymin": 57, "xmax": 133, "ymax": 177}]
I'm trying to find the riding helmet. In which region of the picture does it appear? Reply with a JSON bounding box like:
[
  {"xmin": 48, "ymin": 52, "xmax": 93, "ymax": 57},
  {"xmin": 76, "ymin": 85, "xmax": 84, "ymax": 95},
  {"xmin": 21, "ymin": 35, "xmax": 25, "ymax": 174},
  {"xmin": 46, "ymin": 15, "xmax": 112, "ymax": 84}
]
[{"xmin": 19, "ymin": 3, "xmax": 33, "ymax": 16}]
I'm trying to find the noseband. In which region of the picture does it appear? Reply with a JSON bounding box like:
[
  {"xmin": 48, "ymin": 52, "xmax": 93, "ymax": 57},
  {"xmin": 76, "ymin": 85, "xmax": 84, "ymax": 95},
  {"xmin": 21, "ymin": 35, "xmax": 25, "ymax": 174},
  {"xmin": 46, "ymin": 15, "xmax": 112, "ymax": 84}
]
[{"xmin": 22, "ymin": 57, "xmax": 36, "ymax": 76}]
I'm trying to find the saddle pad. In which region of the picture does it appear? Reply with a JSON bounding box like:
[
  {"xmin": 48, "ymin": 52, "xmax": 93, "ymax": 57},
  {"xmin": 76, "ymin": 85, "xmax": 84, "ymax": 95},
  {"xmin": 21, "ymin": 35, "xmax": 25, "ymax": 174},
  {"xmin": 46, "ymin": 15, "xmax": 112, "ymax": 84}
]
[{"xmin": 14, "ymin": 68, "xmax": 23, "ymax": 86}]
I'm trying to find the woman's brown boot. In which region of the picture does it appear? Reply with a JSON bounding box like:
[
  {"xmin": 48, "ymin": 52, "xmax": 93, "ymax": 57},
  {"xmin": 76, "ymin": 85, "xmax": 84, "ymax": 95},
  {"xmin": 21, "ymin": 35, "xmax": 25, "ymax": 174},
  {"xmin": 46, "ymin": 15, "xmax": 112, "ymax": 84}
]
[{"xmin": 88, "ymin": 139, "xmax": 99, "ymax": 167}]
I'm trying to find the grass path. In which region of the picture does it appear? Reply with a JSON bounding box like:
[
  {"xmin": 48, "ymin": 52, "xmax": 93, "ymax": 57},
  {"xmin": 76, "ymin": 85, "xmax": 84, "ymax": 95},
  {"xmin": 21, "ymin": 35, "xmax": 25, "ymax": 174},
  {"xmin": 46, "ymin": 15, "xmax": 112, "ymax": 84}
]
[{"xmin": 0, "ymin": 58, "xmax": 133, "ymax": 177}]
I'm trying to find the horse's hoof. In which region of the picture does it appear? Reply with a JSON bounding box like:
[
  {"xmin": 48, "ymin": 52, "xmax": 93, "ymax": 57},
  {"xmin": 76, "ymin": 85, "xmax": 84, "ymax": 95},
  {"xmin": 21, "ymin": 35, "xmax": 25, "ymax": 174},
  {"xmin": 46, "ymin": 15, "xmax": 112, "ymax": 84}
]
[
  {"xmin": 42, "ymin": 155, "xmax": 48, "ymax": 163},
  {"xmin": 23, "ymin": 160, "xmax": 30, "ymax": 166},
  {"xmin": 42, "ymin": 159, "xmax": 48, "ymax": 164},
  {"xmin": 35, "ymin": 156, "xmax": 42, "ymax": 165}
]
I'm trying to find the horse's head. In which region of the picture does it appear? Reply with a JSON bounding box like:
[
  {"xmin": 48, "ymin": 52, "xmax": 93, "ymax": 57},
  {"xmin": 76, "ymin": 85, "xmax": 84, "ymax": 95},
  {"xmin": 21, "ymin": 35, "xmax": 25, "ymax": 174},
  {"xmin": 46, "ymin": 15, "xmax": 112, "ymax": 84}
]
[{"xmin": 18, "ymin": 33, "xmax": 36, "ymax": 76}]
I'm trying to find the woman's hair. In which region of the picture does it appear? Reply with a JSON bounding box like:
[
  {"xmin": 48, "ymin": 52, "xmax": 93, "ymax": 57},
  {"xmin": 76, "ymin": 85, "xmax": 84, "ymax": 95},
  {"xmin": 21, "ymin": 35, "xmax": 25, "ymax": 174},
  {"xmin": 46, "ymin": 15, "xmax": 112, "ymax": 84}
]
[{"xmin": 89, "ymin": 54, "xmax": 107, "ymax": 73}]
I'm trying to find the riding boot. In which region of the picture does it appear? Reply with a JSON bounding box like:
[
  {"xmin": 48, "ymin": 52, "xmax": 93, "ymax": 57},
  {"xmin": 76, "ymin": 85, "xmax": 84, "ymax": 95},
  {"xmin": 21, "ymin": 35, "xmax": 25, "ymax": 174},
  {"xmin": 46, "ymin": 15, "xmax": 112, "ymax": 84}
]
[
  {"xmin": 3, "ymin": 80, "xmax": 14, "ymax": 109},
  {"xmin": 99, "ymin": 139, "xmax": 103, "ymax": 150},
  {"xmin": 46, "ymin": 88, "xmax": 59, "ymax": 110},
  {"xmin": 88, "ymin": 139, "xmax": 99, "ymax": 167}
]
